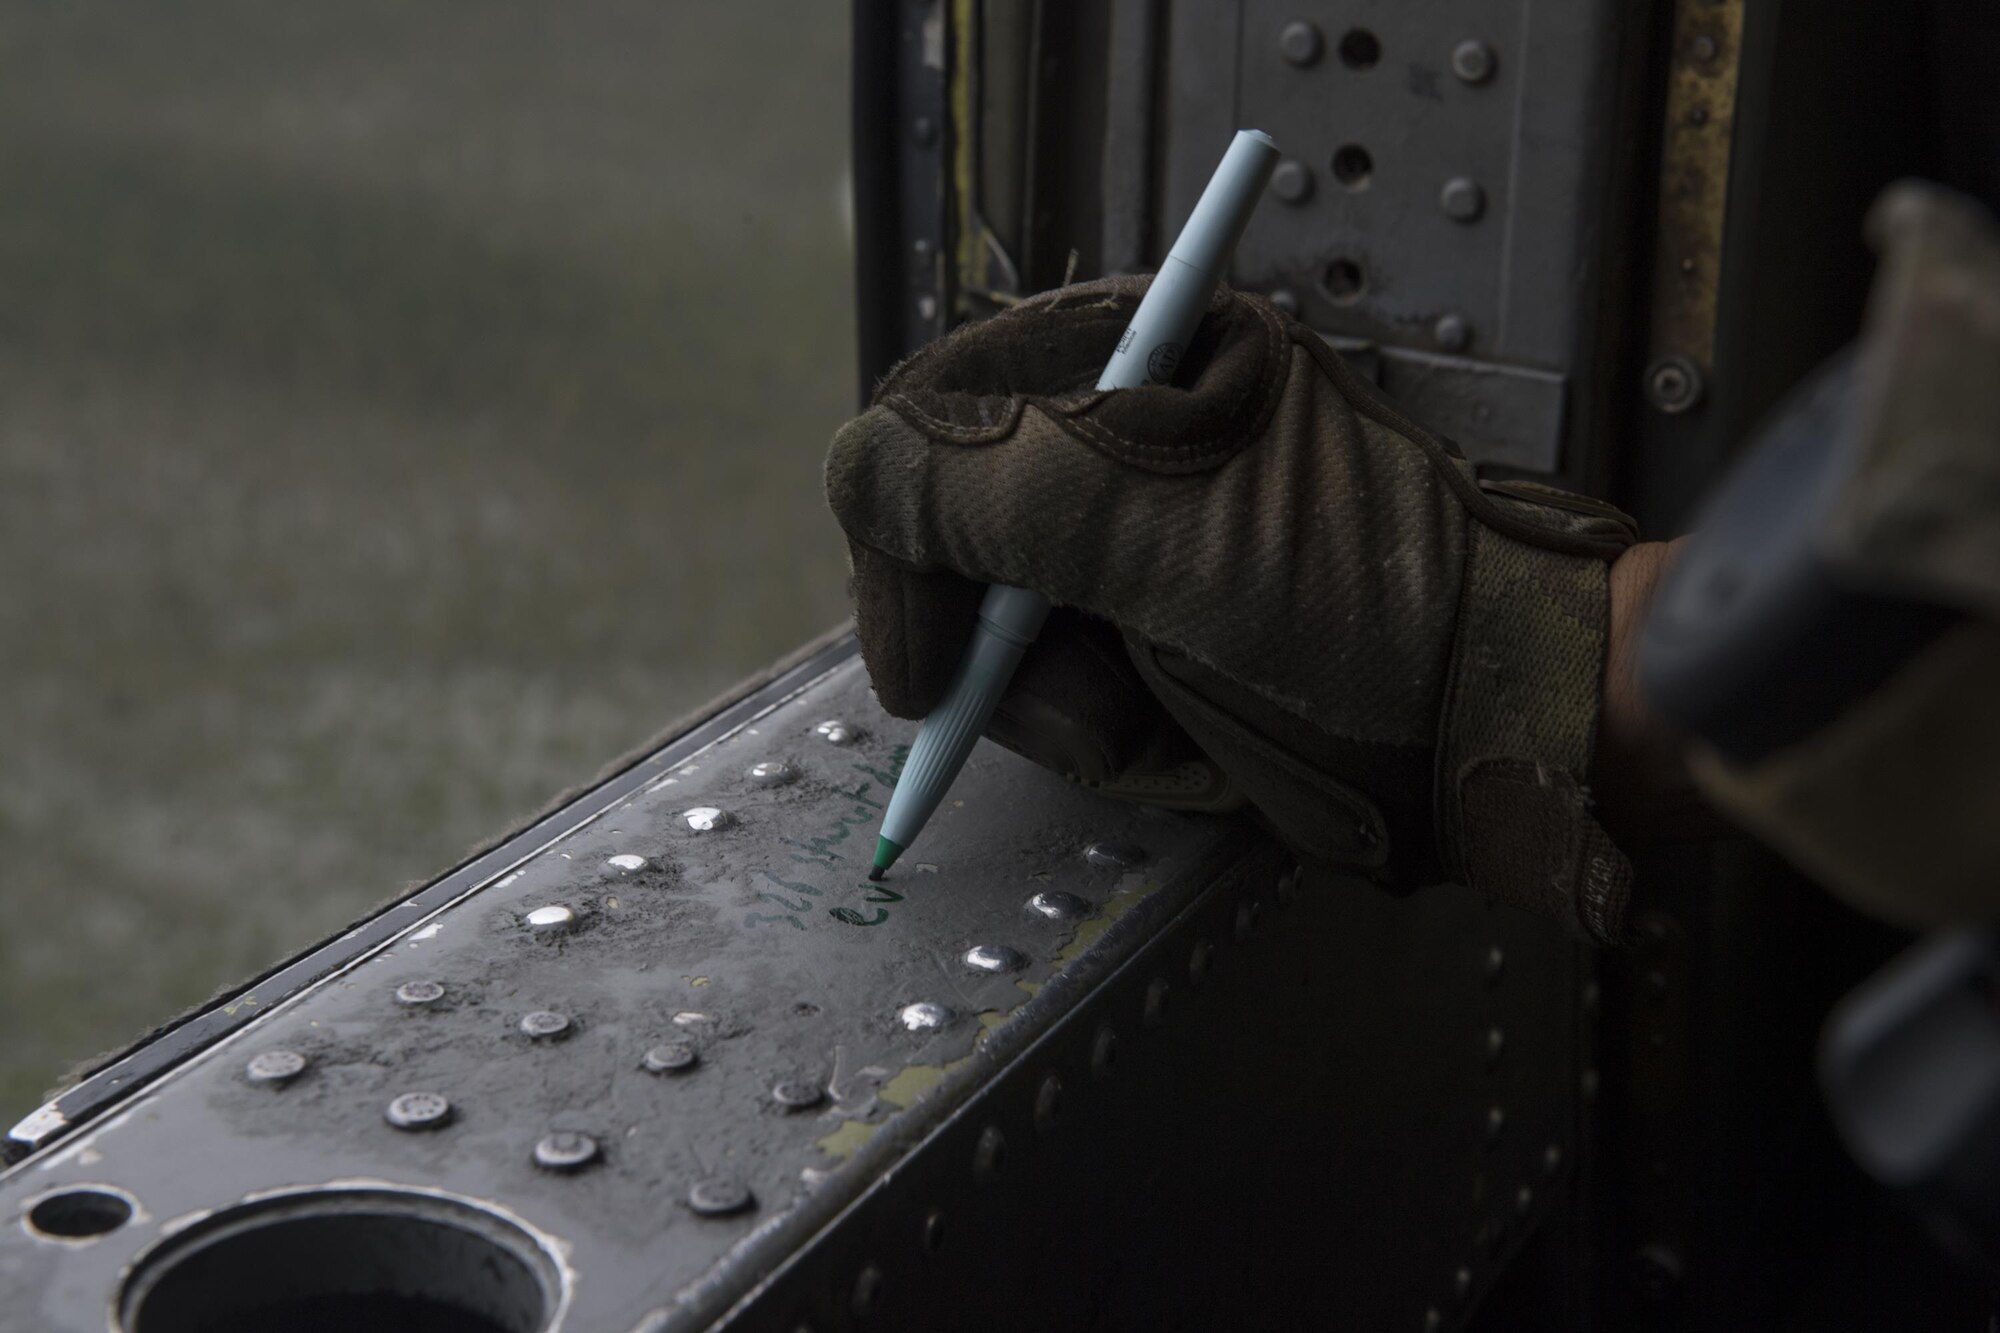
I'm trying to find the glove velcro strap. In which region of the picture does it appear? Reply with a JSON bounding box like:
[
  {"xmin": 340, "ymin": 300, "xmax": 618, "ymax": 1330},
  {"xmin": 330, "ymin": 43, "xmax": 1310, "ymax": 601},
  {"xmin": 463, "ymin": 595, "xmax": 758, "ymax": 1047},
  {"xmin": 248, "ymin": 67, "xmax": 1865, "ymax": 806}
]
[{"xmin": 1435, "ymin": 511, "xmax": 1633, "ymax": 943}]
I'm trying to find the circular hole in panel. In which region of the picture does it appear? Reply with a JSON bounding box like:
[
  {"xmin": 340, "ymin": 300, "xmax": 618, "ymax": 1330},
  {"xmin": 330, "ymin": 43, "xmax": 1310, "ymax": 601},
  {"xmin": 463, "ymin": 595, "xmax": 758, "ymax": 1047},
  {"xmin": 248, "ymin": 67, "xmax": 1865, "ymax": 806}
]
[
  {"xmin": 1323, "ymin": 259, "xmax": 1367, "ymax": 305},
  {"xmin": 1331, "ymin": 144, "xmax": 1373, "ymax": 188},
  {"xmin": 121, "ymin": 1188, "xmax": 560, "ymax": 1333},
  {"xmin": 1338, "ymin": 28, "xmax": 1381, "ymax": 69},
  {"xmin": 27, "ymin": 1187, "xmax": 133, "ymax": 1240}
]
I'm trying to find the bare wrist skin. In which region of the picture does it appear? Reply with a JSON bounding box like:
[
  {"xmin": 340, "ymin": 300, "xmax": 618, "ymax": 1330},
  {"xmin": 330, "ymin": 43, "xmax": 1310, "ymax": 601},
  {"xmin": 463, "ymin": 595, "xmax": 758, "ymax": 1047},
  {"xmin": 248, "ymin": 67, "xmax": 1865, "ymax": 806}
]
[{"xmin": 1595, "ymin": 537, "xmax": 1723, "ymax": 842}]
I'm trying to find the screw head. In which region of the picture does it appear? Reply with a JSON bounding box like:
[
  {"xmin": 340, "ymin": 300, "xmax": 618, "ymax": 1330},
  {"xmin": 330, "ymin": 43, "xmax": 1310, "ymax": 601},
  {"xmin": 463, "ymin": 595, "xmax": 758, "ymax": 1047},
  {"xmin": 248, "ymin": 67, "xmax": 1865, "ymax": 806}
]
[
  {"xmin": 1485, "ymin": 1105, "xmax": 1506, "ymax": 1145},
  {"xmin": 1026, "ymin": 891, "xmax": 1090, "ymax": 922},
  {"xmin": 813, "ymin": 719, "xmax": 861, "ymax": 746},
  {"xmin": 911, "ymin": 114, "xmax": 938, "ymax": 147},
  {"xmin": 1275, "ymin": 864, "xmax": 1301, "ymax": 904},
  {"xmin": 1689, "ymin": 32, "xmax": 1719, "ymax": 63},
  {"xmin": 1516, "ymin": 1185, "xmax": 1535, "ymax": 1216},
  {"xmin": 688, "ymin": 1178, "xmax": 755, "ymax": 1217},
  {"xmin": 1544, "ymin": 1142, "xmax": 1565, "ymax": 1178},
  {"xmin": 1454, "ymin": 1266, "xmax": 1474, "ymax": 1300},
  {"xmin": 1645, "ymin": 355, "xmax": 1704, "ymax": 413},
  {"xmin": 642, "ymin": 1043, "xmax": 698, "ymax": 1074},
  {"xmin": 1034, "ymin": 1074, "xmax": 1065, "ymax": 1131},
  {"xmin": 1091, "ymin": 1024, "xmax": 1119, "ymax": 1078},
  {"xmin": 898, "ymin": 1001, "xmax": 954, "ymax": 1033},
  {"xmin": 520, "ymin": 1010, "xmax": 572, "ymax": 1040},
  {"xmin": 1424, "ymin": 1309, "xmax": 1444, "ymax": 1333},
  {"xmin": 1143, "ymin": 977, "xmax": 1171, "ymax": 1029},
  {"xmin": 1234, "ymin": 899, "xmax": 1262, "ymax": 942},
  {"xmin": 1451, "ymin": 38, "xmax": 1497, "ymax": 83},
  {"xmin": 395, "ymin": 980, "xmax": 445, "ymax": 1007},
  {"xmin": 1270, "ymin": 160, "xmax": 1314, "ymax": 204},
  {"xmin": 973, "ymin": 1125, "xmax": 1008, "ymax": 1181},
  {"xmin": 772, "ymin": 1079, "xmax": 825, "ymax": 1111},
  {"xmin": 245, "ymin": 1050, "xmax": 307, "ymax": 1085},
  {"xmin": 533, "ymin": 1130, "xmax": 600, "ymax": 1172},
  {"xmin": 1484, "ymin": 946, "xmax": 1506, "ymax": 984},
  {"xmin": 523, "ymin": 904, "xmax": 575, "ymax": 934},
  {"xmin": 1083, "ymin": 841, "xmax": 1147, "ymax": 869},
  {"xmin": 1485, "ymin": 1027, "xmax": 1505, "ymax": 1066},
  {"xmin": 385, "ymin": 1091, "xmax": 452, "ymax": 1131},
  {"xmin": 851, "ymin": 1263, "xmax": 885, "ymax": 1317},
  {"xmin": 747, "ymin": 760, "xmax": 797, "ymax": 788},
  {"xmin": 922, "ymin": 1208, "xmax": 947, "ymax": 1254},
  {"xmin": 1279, "ymin": 19, "xmax": 1323, "ymax": 65},
  {"xmin": 1188, "ymin": 939, "xmax": 1215, "ymax": 988},
  {"xmin": 1434, "ymin": 313, "xmax": 1472, "ymax": 351},
  {"xmin": 1633, "ymin": 1243, "xmax": 1685, "ymax": 1303},
  {"xmin": 1440, "ymin": 177, "xmax": 1487, "ymax": 222},
  {"xmin": 963, "ymin": 943, "xmax": 1027, "ymax": 974}
]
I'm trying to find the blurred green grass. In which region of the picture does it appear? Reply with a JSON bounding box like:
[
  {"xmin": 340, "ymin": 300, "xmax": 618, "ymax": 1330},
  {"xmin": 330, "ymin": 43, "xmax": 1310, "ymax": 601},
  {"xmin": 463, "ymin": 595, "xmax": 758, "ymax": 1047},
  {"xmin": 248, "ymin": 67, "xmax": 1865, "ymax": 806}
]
[{"xmin": 0, "ymin": 2, "xmax": 855, "ymax": 1117}]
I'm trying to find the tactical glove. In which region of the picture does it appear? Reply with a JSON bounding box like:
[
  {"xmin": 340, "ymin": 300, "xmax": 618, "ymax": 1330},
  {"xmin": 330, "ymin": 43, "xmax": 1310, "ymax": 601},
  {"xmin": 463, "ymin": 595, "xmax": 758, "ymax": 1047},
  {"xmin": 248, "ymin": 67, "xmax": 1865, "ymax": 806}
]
[{"xmin": 826, "ymin": 276, "xmax": 1640, "ymax": 942}]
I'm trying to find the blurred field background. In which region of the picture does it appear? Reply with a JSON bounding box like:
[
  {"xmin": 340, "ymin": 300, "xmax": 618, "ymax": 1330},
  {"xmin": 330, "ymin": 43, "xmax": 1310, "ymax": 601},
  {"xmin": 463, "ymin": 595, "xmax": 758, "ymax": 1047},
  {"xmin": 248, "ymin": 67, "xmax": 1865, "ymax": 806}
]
[{"xmin": 0, "ymin": 2, "xmax": 855, "ymax": 1118}]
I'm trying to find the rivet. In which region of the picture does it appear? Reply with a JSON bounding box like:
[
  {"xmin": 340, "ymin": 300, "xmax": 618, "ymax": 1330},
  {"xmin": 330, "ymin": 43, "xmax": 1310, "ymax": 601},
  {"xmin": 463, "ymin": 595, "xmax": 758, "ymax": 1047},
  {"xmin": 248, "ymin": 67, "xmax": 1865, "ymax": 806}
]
[
  {"xmin": 1645, "ymin": 969, "xmax": 1669, "ymax": 998},
  {"xmin": 1516, "ymin": 1185, "xmax": 1534, "ymax": 1216},
  {"xmin": 606, "ymin": 853, "xmax": 647, "ymax": 873},
  {"xmin": 1580, "ymin": 1069, "xmax": 1600, "ymax": 1102},
  {"xmin": 773, "ymin": 1079, "xmax": 825, "ymax": 1111},
  {"xmin": 921, "ymin": 1208, "xmax": 947, "ymax": 1254},
  {"xmin": 916, "ymin": 294, "xmax": 938, "ymax": 322},
  {"xmin": 1188, "ymin": 939, "xmax": 1214, "ymax": 988},
  {"xmin": 1633, "ymin": 1243, "xmax": 1685, "ymax": 1303},
  {"xmin": 973, "ymin": 1124, "xmax": 1008, "ymax": 1181},
  {"xmin": 1026, "ymin": 890, "xmax": 1090, "ymax": 922},
  {"xmin": 814, "ymin": 719, "xmax": 861, "ymax": 746},
  {"xmin": 1279, "ymin": 19, "xmax": 1323, "ymax": 65},
  {"xmin": 1454, "ymin": 1266, "xmax": 1473, "ymax": 1301},
  {"xmin": 1143, "ymin": 977, "xmax": 1171, "ymax": 1028},
  {"xmin": 963, "ymin": 943, "xmax": 1027, "ymax": 974},
  {"xmin": 1544, "ymin": 1143, "xmax": 1564, "ymax": 1177},
  {"xmin": 899, "ymin": 1001, "xmax": 954, "ymax": 1032},
  {"xmin": 245, "ymin": 1050, "xmax": 307, "ymax": 1086},
  {"xmin": 1484, "ymin": 1027, "xmax": 1505, "ymax": 1066},
  {"xmin": 1688, "ymin": 104, "xmax": 1710, "ymax": 126},
  {"xmin": 748, "ymin": 760, "xmax": 798, "ymax": 788},
  {"xmin": 1582, "ymin": 980, "xmax": 1601, "ymax": 1014},
  {"xmin": 1483, "ymin": 946, "xmax": 1505, "ymax": 984},
  {"xmin": 1440, "ymin": 177, "xmax": 1486, "ymax": 222},
  {"xmin": 1485, "ymin": 1105, "xmax": 1506, "ymax": 1145},
  {"xmin": 1083, "ymin": 842, "xmax": 1147, "ymax": 869},
  {"xmin": 1269, "ymin": 288, "xmax": 1301, "ymax": 317},
  {"xmin": 1645, "ymin": 355, "xmax": 1704, "ymax": 413},
  {"xmin": 1034, "ymin": 1074, "xmax": 1065, "ymax": 1131},
  {"xmin": 852, "ymin": 1263, "xmax": 885, "ymax": 1317},
  {"xmin": 687, "ymin": 1178, "xmax": 755, "ymax": 1217},
  {"xmin": 1434, "ymin": 313, "xmax": 1471, "ymax": 351},
  {"xmin": 1090, "ymin": 1024, "xmax": 1119, "ymax": 1078},
  {"xmin": 912, "ymin": 237, "xmax": 933, "ymax": 263},
  {"xmin": 642, "ymin": 1043, "xmax": 698, "ymax": 1074},
  {"xmin": 533, "ymin": 1130, "xmax": 600, "ymax": 1172},
  {"xmin": 1423, "ymin": 1309, "xmax": 1443, "ymax": 1333},
  {"xmin": 385, "ymin": 1091, "xmax": 452, "ymax": 1131},
  {"xmin": 520, "ymin": 1010, "xmax": 572, "ymax": 1040},
  {"xmin": 395, "ymin": 980, "xmax": 445, "ymax": 1007},
  {"xmin": 1689, "ymin": 32, "xmax": 1719, "ymax": 63},
  {"xmin": 911, "ymin": 114, "xmax": 937, "ymax": 146},
  {"xmin": 1270, "ymin": 160, "xmax": 1314, "ymax": 204},
  {"xmin": 683, "ymin": 806, "xmax": 734, "ymax": 832},
  {"xmin": 1275, "ymin": 864, "xmax": 1300, "ymax": 905},
  {"xmin": 1234, "ymin": 899, "xmax": 1262, "ymax": 941},
  {"xmin": 524, "ymin": 904, "xmax": 575, "ymax": 934},
  {"xmin": 1451, "ymin": 38, "xmax": 1497, "ymax": 83}
]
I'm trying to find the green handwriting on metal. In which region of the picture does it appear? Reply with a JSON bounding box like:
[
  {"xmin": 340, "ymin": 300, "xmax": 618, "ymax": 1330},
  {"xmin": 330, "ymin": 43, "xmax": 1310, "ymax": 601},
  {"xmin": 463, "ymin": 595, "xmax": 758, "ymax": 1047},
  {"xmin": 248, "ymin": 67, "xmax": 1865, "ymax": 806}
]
[{"xmin": 744, "ymin": 748, "xmax": 909, "ymax": 932}]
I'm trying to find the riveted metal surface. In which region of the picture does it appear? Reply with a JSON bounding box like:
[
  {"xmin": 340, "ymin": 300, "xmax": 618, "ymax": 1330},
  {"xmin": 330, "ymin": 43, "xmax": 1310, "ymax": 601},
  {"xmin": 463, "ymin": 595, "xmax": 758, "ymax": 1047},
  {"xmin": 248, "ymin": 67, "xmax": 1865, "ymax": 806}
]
[
  {"xmin": 1154, "ymin": 0, "xmax": 1642, "ymax": 477},
  {"xmin": 0, "ymin": 644, "xmax": 1579, "ymax": 1330}
]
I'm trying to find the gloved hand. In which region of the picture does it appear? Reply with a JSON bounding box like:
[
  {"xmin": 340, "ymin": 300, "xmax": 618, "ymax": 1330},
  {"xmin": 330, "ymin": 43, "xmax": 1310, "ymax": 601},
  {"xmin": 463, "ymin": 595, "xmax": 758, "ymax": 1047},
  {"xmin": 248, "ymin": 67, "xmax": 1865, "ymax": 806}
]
[{"xmin": 825, "ymin": 275, "xmax": 1640, "ymax": 942}]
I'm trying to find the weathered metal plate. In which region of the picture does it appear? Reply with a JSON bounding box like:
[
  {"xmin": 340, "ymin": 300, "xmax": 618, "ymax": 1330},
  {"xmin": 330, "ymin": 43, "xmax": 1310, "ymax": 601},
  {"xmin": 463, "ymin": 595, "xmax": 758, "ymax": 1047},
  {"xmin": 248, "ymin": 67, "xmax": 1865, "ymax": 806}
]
[{"xmin": 0, "ymin": 643, "xmax": 1577, "ymax": 1331}]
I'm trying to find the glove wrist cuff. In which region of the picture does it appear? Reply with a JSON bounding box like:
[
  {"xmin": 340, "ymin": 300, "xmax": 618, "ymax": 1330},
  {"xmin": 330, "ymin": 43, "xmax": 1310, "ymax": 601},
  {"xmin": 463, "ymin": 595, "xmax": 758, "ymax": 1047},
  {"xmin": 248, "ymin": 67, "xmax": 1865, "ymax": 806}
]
[{"xmin": 1435, "ymin": 501, "xmax": 1636, "ymax": 944}]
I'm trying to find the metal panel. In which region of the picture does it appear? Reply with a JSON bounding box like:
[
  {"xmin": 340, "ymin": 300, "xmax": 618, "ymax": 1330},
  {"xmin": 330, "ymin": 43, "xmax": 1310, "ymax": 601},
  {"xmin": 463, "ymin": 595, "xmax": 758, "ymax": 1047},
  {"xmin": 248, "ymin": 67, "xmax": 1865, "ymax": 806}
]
[
  {"xmin": 1155, "ymin": 0, "xmax": 1637, "ymax": 478},
  {"xmin": 0, "ymin": 645, "xmax": 1579, "ymax": 1332}
]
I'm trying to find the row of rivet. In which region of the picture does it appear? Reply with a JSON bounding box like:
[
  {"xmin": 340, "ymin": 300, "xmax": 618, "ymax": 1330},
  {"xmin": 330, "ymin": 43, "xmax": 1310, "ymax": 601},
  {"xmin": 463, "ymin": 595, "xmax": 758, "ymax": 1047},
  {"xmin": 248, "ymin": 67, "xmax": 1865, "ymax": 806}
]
[{"xmin": 817, "ymin": 856, "xmax": 1296, "ymax": 1326}]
